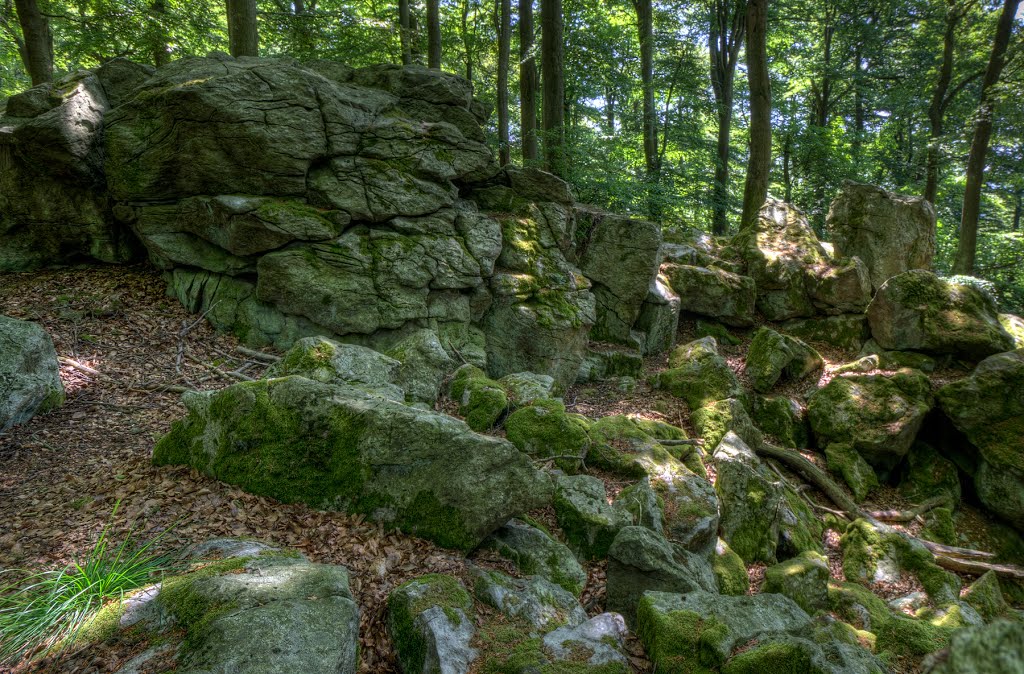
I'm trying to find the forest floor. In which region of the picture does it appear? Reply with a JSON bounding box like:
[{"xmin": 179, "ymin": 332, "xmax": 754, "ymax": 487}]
[{"xmin": 0, "ymin": 265, "xmax": 1014, "ymax": 674}]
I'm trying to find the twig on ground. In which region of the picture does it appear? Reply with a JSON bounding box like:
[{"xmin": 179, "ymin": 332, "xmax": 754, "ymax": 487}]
[
  {"xmin": 867, "ymin": 496, "xmax": 947, "ymax": 523},
  {"xmin": 58, "ymin": 356, "xmax": 106, "ymax": 378},
  {"xmin": 236, "ymin": 345, "xmax": 280, "ymax": 363}
]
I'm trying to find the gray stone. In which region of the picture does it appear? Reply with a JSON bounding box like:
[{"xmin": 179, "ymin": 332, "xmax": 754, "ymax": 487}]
[
  {"xmin": 751, "ymin": 395, "xmax": 810, "ymax": 448},
  {"xmin": 387, "ymin": 329, "xmax": 454, "ymax": 405},
  {"xmin": 762, "ymin": 551, "xmax": 830, "ymax": 614},
  {"xmin": 808, "ymin": 369, "xmax": 933, "ymax": 473},
  {"xmin": 388, "ymin": 574, "xmax": 477, "ymax": 674},
  {"xmin": 635, "ymin": 275, "xmax": 680, "ymax": 356},
  {"xmin": 925, "ymin": 620, "xmax": 1024, "ymax": 674},
  {"xmin": 827, "ymin": 181, "xmax": 936, "ymax": 291},
  {"xmin": 744, "ymin": 327, "xmax": 823, "ymax": 393},
  {"xmin": 606, "ymin": 526, "xmax": 717, "ymax": 627},
  {"xmin": 867, "ymin": 271, "xmax": 1014, "ymax": 360},
  {"xmin": 166, "ymin": 555, "xmax": 359, "ymax": 674},
  {"xmin": 470, "ymin": 566, "xmax": 586, "ymax": 632},
  {"xmin": 153, "ymin": 376, "xmax": 551, "ymax": 550},
  {"xmin": 0, "ymin": 316, "xmax": 64, "ymax": 432},
  {"xmin": 578, "ymin": 213, "xmax": 662, "ymax": 346},
  {"xmin": 937, "ymin": 350, "xmax": 1024, "ymax": 529},
  {"xmin": 779, "ymin": 314, "xmax": 870, "ymax": 353},
  {"xmin": 498, "ymin": 372, "xmax": 556, "ymax": 407},
  {"xmin": 553, "ymin": 474, "xmax": 633, "ymax": 559},
  {"xmin": 662, "ymin": 264, "xmax": 756, "ymax": 327},
  {"xmin": 655, "ymin": 337, "xmax": 744, "ymax": 409},
  {"xmin": 541, "ymin": 613, "xmax": 629, "ymax": 670},
  {"xmin": 267, "ymin": 336, "xmax": 405, "ymax": 400},
  {"xmin": 713, "ymin": 432, "xmax": 786, "ymax": 563},
  {"xmin": 483, "ymin": 519, "xmax": 587, "ymax": 597}
]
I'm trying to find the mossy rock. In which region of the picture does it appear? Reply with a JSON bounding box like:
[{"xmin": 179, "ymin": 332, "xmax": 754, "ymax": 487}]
[
  {"xmin": 744, "ymin": 327, "xmax": 823, "ymax": 393},
  {"xmin": 921, "ymin": 507, "xmax": 957, "ymax": 546},
  {"xmin": 692, "ymin": 398, "xmax": 762, "ymax": 451},
  {"xmin": 898, "ymin": 442, "xmax": 961, "ymax": 509},
  {"xmin": 751, "ymin": 395, "xmax": 810, "ymax": 448},
  {"xmin": 553, "ymin": 474, "xmax": 633, "ymax": 559},
  {"xmin": 694, "ymin": 320, "xmax": 740, "ymax": 346},
  {"xmin": 388, "ymin": 574, "xmax": 476, "ymax": 674},
  {"xmin": 662, "ymin": 264, "xmax": 756, "ymax": 327},
  {"xmin": 807, "ymin": 368, "xmax": 933, "ymax": 473},
  {"xmin": 484, "ymin": 519, "xmax": 588, "ymax": 597},
  {"xmin": 505, "ymin": 399, "xmax": 591, "ymax": 473},
  {"xmin": 711, "ymin": 539, "xmax": 749, "ymax": 597},
  {"xmin": 153, "ymin": 376, "xmax": 551, "ymax": 550},
  {"xmin": 780, "ymin": 314, "xmax": 870, "ymax": 353},
  {"xmin": 927, "ymin": 620, "xmax": 1024, "ymax": 674},
  {"xmin": 763, "ymin": 551, "xmax": 830, "ymax": 614},
  {"xmin": 867, "ymin": 270, "xmax": 1014, "ymax": 360},
  {"xmin": 449, "ymin": 364, "xmax": 510, "ymax": 431},
  {"xmin": 655, "ymin": 338, "xmax": 744, "ymax": 409},
  {"xmin": 961, "ymin": 571, "xmax": 1014, "ymax": 623},
  {"xmin": 825, "ymin": 442, "xmax": 879, "ymax": 503},
  {"xmin": 470, "ymin": 566, "xmax": 586, "ymax": 632}
]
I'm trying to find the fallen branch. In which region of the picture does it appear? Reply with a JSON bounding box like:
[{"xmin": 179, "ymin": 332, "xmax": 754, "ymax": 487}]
[
  {"xmin": 754, "ymin": 442, "xmax": 863, "ymax": 518},
  {"xmin": 58, "ymin": 356, "xmax": 106, "ymax": 378},
  {"xmin": 867, "ymin": 496, "xmax": 947, "ymax": 523},
  {"xmin": 236, "ymin": 346, "xmax": 280, "ymax": 363},
  {"xmin": 920, "ymin": 540, "xmax": 996, "ymax": 561},
  {"xmin": 659, "ymin": 438, "xmax": 705, "ymax": 447},
  {"xmin": 932, "ymin": 553, "xmax": 1024, "ymax": 580}
]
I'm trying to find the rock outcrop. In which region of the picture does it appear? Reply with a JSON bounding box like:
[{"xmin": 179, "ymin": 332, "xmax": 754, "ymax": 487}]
[
  {"xmin": 0, "ymin": 315, "xmax": 65, "ymax": 432},
  {"xmin": 827, "ymin": 181, "xmax": 936, "ymax": 291}
]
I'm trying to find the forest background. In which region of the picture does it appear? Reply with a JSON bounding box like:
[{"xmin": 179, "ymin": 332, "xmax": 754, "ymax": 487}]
[{"xmin": 2, "ymin": 0, "xmax": 1022, "ymax": 310}]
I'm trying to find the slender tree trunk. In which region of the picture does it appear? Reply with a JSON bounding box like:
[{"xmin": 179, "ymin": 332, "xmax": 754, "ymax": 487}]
[
  {"xmin": 461, "ymin": 0, "xmax": 474, "ymax": 81},
  {"xmin": 853, "ymin": 43, "xmax": 864, "ymax": 164},
  {"xmin": 13, "ymin": 0, "xmax": 52, "ymax": 85},
  {"xmin": 634, "ymin": 0, "xmax": 657, "ymax": 177},
  {"xmin": 496, "ymin": 0, "xmax": 511, "ymax": 165},
  {"xmin": 226, "ymin": 0, "xmax": 259, "ymax": 57},
  {"xmin": 150, "ymin": 0, "xmax": 170, "ymax": 66},
  {"xmin": 411, "ymin": 12, "xmax": 422, "ymax": 64},
  {"xmin": 519, "ymin": 0, "xmax": 539, "ymax": 162},
  {"xmin": 783, "ymin": 130, "xmax": 792, "ymax": 203},
  {"xmin": 541, "ymin": 0, "xmax": 565, "ymax": 176},
  {"xmin": 925, "ymin": 2, "xmax": 960, "ymax": 204},
  {"xmin": 1013, "ymin": 189, "xmax": 1021, "ymax": 231},
  {"xmin": 427, "ymin": 0, "xmax": 441, "ymax": 68},
  {"xmin": 740, "ymin": 0, "xmax": 771, "ymax": 230},
  {"xmin": 605, "ymin": 87, "xmax": 615, "ymax": 133},
  {"xmin": 954, "ymin": 0, "xmax": 1020, "ymax": 274},
  {"xmin": 400, "ymin": 0, "xmax": 413, "ymax": 64},
  {"xmin": 709, "ymin": 0, "xmax": 745, "ymax": 235}
]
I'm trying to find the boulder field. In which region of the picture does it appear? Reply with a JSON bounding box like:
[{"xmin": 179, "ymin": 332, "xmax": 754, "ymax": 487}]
[{"xmin": 2, "ymin": 57, "xmax": 1023, "ymax": 674}]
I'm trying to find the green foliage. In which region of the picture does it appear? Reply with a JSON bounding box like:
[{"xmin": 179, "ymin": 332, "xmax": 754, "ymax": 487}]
[{"xmin": 0, "ymin": 502, "xmax": 176, "ymax": 665}]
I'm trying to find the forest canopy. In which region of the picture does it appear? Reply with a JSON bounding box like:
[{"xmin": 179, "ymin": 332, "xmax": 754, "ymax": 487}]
[{"xmin": 2, "ymin": 0, "xmax": 1022, "ymax": 309}]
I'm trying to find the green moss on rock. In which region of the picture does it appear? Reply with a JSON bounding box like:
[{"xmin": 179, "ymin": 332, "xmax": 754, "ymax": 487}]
[
  {"xmin": 825, "ymin": 442, "xmax": 879, "ymax": 503},
  {"xmin": 450, "ymin": 365, "xmax": 509, "ymax": 431},
  {"xmin": 505, "ymin": 399, "xmax": 591, "ymax": 473},
  {"xmin": 712, "ymin": 540, "xmax": 749, "ymax": 597}
]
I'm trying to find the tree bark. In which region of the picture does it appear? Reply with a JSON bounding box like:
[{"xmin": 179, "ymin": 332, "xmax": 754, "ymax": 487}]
[
  {"xmin": 13, "ymin": 0, "xmax": 52, "ymax": 85},
  {"xmin": 954, "ymin": 0, "xmax": 1020, "ymax": 275},
  {"xmin": 226, "ymin": 0, "xmax": 259, "ymax": 57},
  {"xmin": 740, "ymin": 0, "xmax": 770, "ymax": 231},
  {"xmin": 427, "ymin": 0, "xmax": 441, "ymax": 68},
  {"xmin": 519, "ymin": 0, "xmax": 539, "ymax": 162},
  {"xmin": 400, "ymin": 0, "xmax": 413, "ymax": 64},
  {"xmin": 150, "ymin": 0, "xmax": 170, "ymax": 67},
  {"xmin": 541, "ymin": 0, "xmax": 565, "ymax": 176},
  {"xmin": 709, "ymin": 0, "xmax": 746, "ymax": 235},
  {"xmin": 461, "ymin": 0, "xmax": 474, "ymax": 82},
  {"xmin": 496, "ymin": 0, "xmax": 511, "ymax": 165},
  {"xmin": 634, "ymin": 0, "xmax": 657, "ymax": 177}
]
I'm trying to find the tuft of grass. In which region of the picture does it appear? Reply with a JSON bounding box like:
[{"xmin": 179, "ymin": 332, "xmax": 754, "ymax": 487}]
[{"xmin": 0, "ymin": 502, "xmax": 178, "ymax": 666}]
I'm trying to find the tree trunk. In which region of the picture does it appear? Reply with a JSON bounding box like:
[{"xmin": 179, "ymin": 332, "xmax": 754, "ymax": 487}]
[
  {"xmin": 783, "ymin": 130, "xmax": 792, "ymax": 203},
  {"xmin": 519, "ymin": 0, "xmax": 539, "ymax": 163},
  {"xmin": 740, "ymin": 0, "xmax": 771, "ymax": 231},
  {"xmin": 150, "ymin": 0, "xmax": 170, "ymax": 67},
  {"xmin": 709, "ymin": 0, "xmax": 745, "ymax": 235},
  {"xmin": 1014, "ymin": 189, "xmax": 1021, "ymax": 231},
  {"xmin": 13, "ymin": 0, "xmax": 52, "ymax": 85},
  {"xmin": 226, "ymin": 0, "xmax": 259, "ymax": 57},
  {"xmin": 496, "ymin": 0, "xmax": 511, "ymax": 165},
  {"xmin": 461, "ymin": 0, "xmax": 474, "ymax": 82},
  {"xmin": 541, "ymin": 0, "xmax": 565, "ymax": 176},
  {"xmin": 925, "ymin": 2, "xmax": 960, "ymax": 204},
  {"xmin": 427, "ymin": 0, "xmax": 441, "ymax": 68},
  {"xmin": 634, "ymin": 0, "xmax": 657, "ymax": 177},
  {"xmin": 411, "ymin": 12, "xmax": 422, "ymax": 64},
  {"xmin": 400, "ymin": 0, "xmax": 413, "ymax": 64},
  {"xmin": 954, "ymin": 0, "xmax": 1020, "ymax": 275}
]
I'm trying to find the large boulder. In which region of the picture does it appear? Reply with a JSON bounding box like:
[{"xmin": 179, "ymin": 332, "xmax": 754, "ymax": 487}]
[
  {"xmin": 661, "ymin": 264, "xmax": 755, "ymax": 327},
  {"xmin": 577, "ymin": 211, "xmax": 662, "ymax": 347},
  {"xmin": 635, "ymin": 274, "xmax": 681, "ymax": 356},
  {"xmin": 655, "ymin": 337, "xmax": 744, "ymax": 409},
  {"xmin": 141, "ymin": 550, "xmax": 360, "ymax": 674},
  {"xmin": 937, "ymin": 350, "xmax": 1024, "ymax": 529},
  {"xmin": 0, "ymin": 69, "xmax": 139, "ymax": 271},
  {"xmin": 152, "ymin": 376, "xmax": 551, "ymax": 550},
  {"xmin": 827, "ymin": 181, "xmax": 936, "ymax": 291},
  {"xmin": 926, "ymin": 620, "xmax": 1024, "ymax": 674},
  {"xmin": 867, "ymin": 271, "xmax": 1014, "ymax": 359},
  {"xmin": 483, "ymin": 519, "xmax": 588, "ymax": 597},
  {"xmin": 0, "ymin": 316, "xmax": 65, "ymax": 432},
  {"xmin": 808, "ymin": 368, "xmax": 933, "ymax": 473},
  {"xmin": 726, "ymin": 199, "xmax": 871, "ymax": 320},
  {"xmin": 388, "ymin": 574, "xmax": 477, "ymax": 674},
  {"xmin": 744, "ymin": 327, "xmax": 823, "ymax": 393}
]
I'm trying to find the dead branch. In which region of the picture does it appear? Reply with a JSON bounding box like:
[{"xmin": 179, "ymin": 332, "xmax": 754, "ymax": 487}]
[
  {"xmin": 58, "ymin": 356, "xmax": 106, "ymax": 378},
  {"xmin": 932, "ymin": 553, "xmax": 1024, "ymax": 580},
  {"xmin": 659, "ymin": 438, "xmax": 705, "ymax": 447},
  {"xmin": 754, "ymin": 442, "xmax": 863, "ymax": 518},
  {"xmin": 867, "ymin": 496, "xmax": 947, "ymax": 523},
  {"xmin": 236, "ymin": 346, "xmax": 281, "ymax": 363},
  {"xmin": 919, "ymin": 540, "xmax": 996, "ymax": 560}
]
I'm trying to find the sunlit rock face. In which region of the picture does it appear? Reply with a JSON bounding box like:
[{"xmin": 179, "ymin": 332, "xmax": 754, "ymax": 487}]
[
  {"xmin": 1, "ymin": 56, "xmax": 674, "ymax": 388},
  {"xmin": 827, "ymin": 180, "xmax": 936, "ymax": 292}
]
